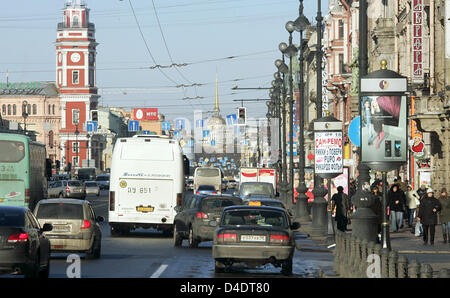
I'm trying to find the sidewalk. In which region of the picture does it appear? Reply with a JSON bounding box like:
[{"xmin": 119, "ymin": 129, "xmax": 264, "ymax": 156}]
[{"xmin": 294, "ymin": 220, "xmax": 450, "ymax": 277}]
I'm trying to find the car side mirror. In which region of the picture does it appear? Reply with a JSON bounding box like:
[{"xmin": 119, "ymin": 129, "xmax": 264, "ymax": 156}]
[
  {"xmin": 42, "ymin": 223, "xmax": 53, "ymax": 232},
  {"xmin": 96, "ymin": 216, "xmax": 105, "ymax": 222},
  {"xmin": 174, "ymin": 206, "xmax": 182, "ymax": 213},
  {"xmin": 291, "ymin": 222, "xmax": 300, "ymax": 230}
]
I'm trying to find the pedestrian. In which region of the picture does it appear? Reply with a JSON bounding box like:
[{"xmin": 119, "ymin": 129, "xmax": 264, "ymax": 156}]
[
  {"xmin": 331, "ymin": 186, "xmax": 350, "ymax": 232},
  {"xmin": 406, "ymin": 185, "xmax": 421, "ymax": 228},
  {"xmin": 417, "ymin": 188, "xmax": 442, "ymax": 245},
  {"xmin": 438, "ymin": 188, "xmax": 450, "ymax": 243},
  {"xmin": 370, "ymin": 185, "xmax": 383, "ymax": 241},
  {"xmin": 387, "ymin": 184, "xmax": 407, "ymax": 232},
  {"xmin": 396, "ymin": 176, "xmax": 407, "ymax": 193},
  {"xmin": 417, "ymin": 184, "xmax": 427, "ymax": 200}
]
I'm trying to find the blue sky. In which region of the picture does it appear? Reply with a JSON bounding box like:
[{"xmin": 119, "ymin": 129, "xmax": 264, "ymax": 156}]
[{"xmin": 0, "ymin": 0, "xmax": 328, "ymax": 122}]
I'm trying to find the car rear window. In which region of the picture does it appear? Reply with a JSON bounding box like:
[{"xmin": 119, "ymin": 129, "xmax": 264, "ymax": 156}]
[
  {"xmin": 199, "ymin": 185, "xmax": 215, "ymax": 191},
  {"xmin": 196, "ymin": 168, "xmax": 220, "ymax": 177},
  {"xmin": 222, "ymin": 209, "xmax": 287, "ymax": 228},
  {"xmin": 240, "ymin": 184, "xmax": 274, "ymax": 197},
  {"xmin": 96, "ymin": 176, "xmax": 109, "ymax": 181},
  {"xmin": 68, "ymin": 181, "xmax": 82, "ymax": 187},
  {"xmin": 85, "ymin": 182, "xmax": 97, "ymax": 187},
  {"xmin": 36, "ymin": 203, "xmax": 84, "ymax": 220},
  {"xmin": 201, "ymin": 197, "xmax": 242, "ymax": 212},
  {"xmin": 0, "ymin": 210, "xmax": 24, "ymax": 227}
]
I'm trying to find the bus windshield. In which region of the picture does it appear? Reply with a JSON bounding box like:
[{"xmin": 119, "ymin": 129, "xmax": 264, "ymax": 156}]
[{"xmin": 0, "ymin": 141, "xmax": 25, "ymax": 162}]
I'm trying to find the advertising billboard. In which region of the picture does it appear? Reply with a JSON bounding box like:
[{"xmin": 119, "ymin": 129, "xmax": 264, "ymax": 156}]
[
  {"xmin": 361, "ymin": 95, "xmax": 407, "ymax": 163},
  {"xmin": 133, "ymin": 108, "xmax": 158, "ymax": 121}
]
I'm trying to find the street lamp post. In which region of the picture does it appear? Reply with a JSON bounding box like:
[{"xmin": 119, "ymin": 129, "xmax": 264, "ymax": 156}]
[
  {"xmin": 311, "ymin": 0, "xmax": 329, "ymax": 237},
  {"xmin": 285, "ymin": 21, "xmax": 298, "ymax": 212},
  {"xmin": 22, "ymin": 101, "xmax": 29, "ymax": 133},
  {"xmin": 293, "ymin": 0, "xmax": 311, "ymax": 222},
  {"xmin": 275, "ymin": 52, "xmax": 289, "ymax": 208}
]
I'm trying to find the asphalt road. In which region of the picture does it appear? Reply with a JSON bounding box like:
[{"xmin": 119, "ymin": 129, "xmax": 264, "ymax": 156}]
[{"xmin": 1, "ymin": 189, "xmax": 331, "ymax": 278}]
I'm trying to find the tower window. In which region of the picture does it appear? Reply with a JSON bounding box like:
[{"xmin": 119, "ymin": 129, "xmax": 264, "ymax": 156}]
[
  {"xmin": 72, "ymin": 71, "xmax": 79, "ymax": 85},
  {"xmin": 338, "ymin": 20, "xmax": 344, "ymax": 39},
  {"xmin": 73, "ymin": 16, "xmax": 80, "ymax": 27}
]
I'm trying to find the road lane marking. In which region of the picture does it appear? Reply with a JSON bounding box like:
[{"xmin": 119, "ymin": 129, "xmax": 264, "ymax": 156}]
[{"xmin": 150, "ymin": 264, "xmax": 168, "ymax": 278}]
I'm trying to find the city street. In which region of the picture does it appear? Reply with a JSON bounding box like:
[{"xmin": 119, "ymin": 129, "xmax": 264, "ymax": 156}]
[{"xmin": 0, "ymin": 190, "xmax": 332, "ymax": 279}]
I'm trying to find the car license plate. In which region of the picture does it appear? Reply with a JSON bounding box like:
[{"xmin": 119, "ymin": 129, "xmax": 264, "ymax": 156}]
[
  {"xmin": 136, "ymin": 206, "xmax": 154, "ymax": 212},
  {"xmin": 53, "ymin": 225, "xmax": 71, "ymax": 232},
  {"xmin": 240, "ymin": 235, "xmax": 266, "ymax": 242}
]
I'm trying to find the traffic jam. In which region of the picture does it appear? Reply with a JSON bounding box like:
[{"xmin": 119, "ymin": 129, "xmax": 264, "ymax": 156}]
[{"xmin": 0, "ymin": 134, "xmax": 303, "ymax": 279}]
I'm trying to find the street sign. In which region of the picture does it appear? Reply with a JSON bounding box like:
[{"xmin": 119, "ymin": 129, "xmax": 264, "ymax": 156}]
[
  {"xmin": 348, "ymin": 116, "xmax": 361, "ymax": 147},
  {"xmin": 162, "ymin": 121, "xmax": 171, "ymax": 131},
  {"xmin": 314, "ymin": 131, "xmax": 343, "ymax": 175},
  {"xmin": 86, "ymin": 121, "xmax": 98, "ymax": 133},
  {"xmin": 128, "ymin": 120, "xmax": 139, "ymax": 132},
  {"xmin": 142, "ymin": 130, "xmax": 151, "ymax": 135}
]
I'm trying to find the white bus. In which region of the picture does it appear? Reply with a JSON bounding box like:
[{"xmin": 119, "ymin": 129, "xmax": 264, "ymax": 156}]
[
  {"xmin": 193, "ymin": 166, "xmax": 222, "ymax": 194},
  {"xmin": 109, "ymin": 135, "xmax": 187, "ymax": 236}
]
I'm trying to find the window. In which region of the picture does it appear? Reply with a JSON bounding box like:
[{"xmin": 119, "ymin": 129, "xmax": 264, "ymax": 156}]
[
  {"xmin": 72, "ymin": 109, "xmax": 80, "ymax": 125},
  {"xmin": 52, "ymin": 104, "xmax": 55, "ymax": 115},
  {"xmin": 7, "ymin": 104, "xmax": 11, "ymax": 115},
  {"xmin": 72, "ymin": 70, "xmax": 79, "ymax": 84},
  {"xmin": 36, "ymin": 203, "xmax": 84, "ymax": 220},
  {"xmin": 48, "ymin": 104, "xmax": 51, "ymax": 115},
  {"xmin": 2, "ymin": 105, "xmax": 5, "ymax": 115},
  {"xmin": 339, "ymin": 53, "xmax": 345, "ymax": 74},
  {"xmin": 73, "ymin": 156, "xmax": 79, "ymax": 168},
  {"xmin": 72, "ymin": 16, "xmax": 80, "ymax": 27},
  {"xmin": 32, "ymin": 104, "xmax": 37, "ymax": 115},
  {"xmin": 72, "ymin": 142, "xmax": 80, "ymax": 153},
  {"xmin": 338, "ymin": 20, "xmax": 344, "ymax": 39},
  {"xmin": 12, "ymin": 104, "xmax": 16, "ymax": 115},
  {"xmin": 0, "ymin": 141, "xmax": 25, "ymax": 162}
]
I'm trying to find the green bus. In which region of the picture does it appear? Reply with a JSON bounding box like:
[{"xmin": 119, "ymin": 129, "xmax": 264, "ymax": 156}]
[{"xmin": 0, "ymin": 132, "xmax": 48, "ymax": 210}]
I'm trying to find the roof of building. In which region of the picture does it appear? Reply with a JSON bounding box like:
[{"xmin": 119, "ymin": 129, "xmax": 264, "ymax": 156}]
[{"xmin": 0, "ymin": 81, "xmax": 59, "ymax": 97}]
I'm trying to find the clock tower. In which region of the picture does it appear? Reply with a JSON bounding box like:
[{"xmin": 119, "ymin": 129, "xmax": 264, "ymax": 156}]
[{"xmin": 56, "ymin": 0, "xmax": 99, "ymax": 170}]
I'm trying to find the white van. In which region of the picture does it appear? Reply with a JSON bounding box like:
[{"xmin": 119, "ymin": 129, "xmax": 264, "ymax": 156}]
[
  {"xmin": 109, "ymin": 135, "xmax": 187, "ymax": 235},
  {"xmin": 193, "ymin": 166, "xmax": 222, "ymax": 194}
]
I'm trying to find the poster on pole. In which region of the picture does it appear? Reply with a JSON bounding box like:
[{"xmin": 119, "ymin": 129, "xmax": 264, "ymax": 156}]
[{"xmin": 314, "ymin": 131, "xmax": 343, "ymax": 175}]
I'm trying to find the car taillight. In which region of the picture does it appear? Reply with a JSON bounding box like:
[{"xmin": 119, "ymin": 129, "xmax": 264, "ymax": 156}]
[
  {"xmin": 196, "ymin": 212, "xmax": 208, "ymax": 219},
  {"xmin": 269, "ymin": 234, "xmax": 289, "ymax": 244},
  {"xmin": 109, "ymin": 191, "xmax": 115, "ymax": 211},
  {"xmin": 66, "ymin": 186, "xmax": 70, "ymax": 192},
  {"xmin": 24, "ymin": 189, "xmax": 30, "ymax": 203},
  {"xmin": 177, "ymin": 193, "xmax": 183, "ymax": 206},
  {"xmin": 217, "ymin": 233, "xmax": 237, "ymax": 243},
  {"xmin": 81, "ymin": 220, "xmax": 91, "ymax": 230},
  {"xmin": 196, "ymin": 191, "xmax": 200, "ymax": 195},
  {"xmin": 8, "ymin": 233, "xmax": 29, "ymax": 243},
  {"xmin": 212, "ymin": 192, "xmax": 216, "ymax": 195}
]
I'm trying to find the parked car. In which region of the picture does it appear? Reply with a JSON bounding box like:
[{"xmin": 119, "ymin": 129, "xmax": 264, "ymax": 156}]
[
  {"xmin": 95, "ymin": 174, "xmax": 110, "ymax": 190},
  {"xmin": 0, "ymin": 205, "xmax": 52, "ymax": 278},
  {"xmin": 195, "ymin": 185, "xmax": 218, "ymax": 196},
  {"xmin": 84, "ymin": 181, "xmax": 100, "ymax": 196},
  {"xmin": 173, "ymin": 195, "xmax": 243, "ymax": 248},
  {"xmin": 212, "ymin": 205, "xmax": 300, "ymax": 275},
  {"xmin": 244, "ymin": 198, "xmax": 294, "ymax": 220},
  {"xmin": 33, "ymin": 199, "xmax": 103, "ymax": 259}
]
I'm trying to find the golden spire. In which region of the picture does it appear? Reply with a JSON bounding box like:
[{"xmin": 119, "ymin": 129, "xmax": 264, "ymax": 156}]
[{"xmin": 214, "ymin": 73, "xmax": 220, "ymax": 113}]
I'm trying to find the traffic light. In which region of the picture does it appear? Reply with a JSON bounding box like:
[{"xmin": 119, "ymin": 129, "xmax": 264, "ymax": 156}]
[
  {"xmin": 238, "ymin": 107, "xmax": 246, "ymax": 125},
  {"xmin": 67, "ymin": 162, "xmax": 72, "ymax": 173},
  {"xmin": 56, "ymin": 160, "xmax": 61, "ymax": 169},
  {"xmin": 91, "ymin": 110, "xmax": 98, "ymax": 122}
]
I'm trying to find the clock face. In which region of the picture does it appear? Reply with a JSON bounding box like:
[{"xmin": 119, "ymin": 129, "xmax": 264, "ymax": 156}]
[{"xmin": 71, "ymin": 52, "xmax": 81, "ymax": 63}]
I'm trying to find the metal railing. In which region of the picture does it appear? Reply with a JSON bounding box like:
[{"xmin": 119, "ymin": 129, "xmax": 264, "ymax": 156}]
[{"xmin": 333, "ymin": 230, "xmax": 450, "ymax": 278}]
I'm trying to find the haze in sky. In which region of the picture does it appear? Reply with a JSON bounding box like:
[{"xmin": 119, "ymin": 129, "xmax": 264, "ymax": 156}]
[{"xmin": 0, "ymin": 0, "xmax": 328, "ymax": 122}]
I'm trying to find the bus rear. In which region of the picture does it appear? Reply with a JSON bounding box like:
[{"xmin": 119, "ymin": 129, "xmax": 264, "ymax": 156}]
[
  {"xmin": 0, "ymin": 134, "xmax": 29, "ymax": 207},
  {"xmin": 109, "ymin": 136, "xmax": 184, "ymax": 234}
]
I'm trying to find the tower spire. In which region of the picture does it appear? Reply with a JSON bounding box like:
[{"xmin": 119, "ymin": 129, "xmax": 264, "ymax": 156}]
[{"xmin": 214, "ymin": 73, "xmax": 220, "ymax": 113}]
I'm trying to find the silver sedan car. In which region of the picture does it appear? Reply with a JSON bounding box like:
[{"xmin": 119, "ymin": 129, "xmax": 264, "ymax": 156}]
[{"xmin": 84, "ymin": 181, "xmax": 100, "ymax": 196}]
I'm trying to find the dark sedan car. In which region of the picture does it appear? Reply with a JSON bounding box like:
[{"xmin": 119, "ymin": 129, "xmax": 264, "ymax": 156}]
[
  {"xmin": 173, "ymin": 195, "xmax": 243, "ymax": 248},
  {"xmin": 0, "ymin": 206, "xmax": 53, "ymax": 278},
  {"xmin": 212, "ymin": 205, "xmax": 300, "ymax": 275}
]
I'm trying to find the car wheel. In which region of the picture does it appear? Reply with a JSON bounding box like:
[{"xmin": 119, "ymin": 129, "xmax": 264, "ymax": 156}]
[
  {"xmin": 188, "ymin": 226, "xmax": 199, "ymax": 248},
  {"xmin": 86, "ymin": 237, "xmax": 101, "ymax": 259},
  {"xmin": 24, "ymin": 256, "xmax": 40, "ymax": 278},
  {"xmin": 214, "ymin": 260, "xmax": 225, "ymax": 273},
  {"xmin": 39, "ymin": 253, "xmax": 50, "ymax": 278},
  {"xmin": 173, "ymin": 225, "xmax": 183, "ymax": 247},
  {"xmin": 281, "ymin": 258, "xmax": 293, "ymax": 275}
]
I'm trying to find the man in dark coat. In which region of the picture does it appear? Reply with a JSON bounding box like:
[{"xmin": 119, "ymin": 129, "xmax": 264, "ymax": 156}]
[
  {"xmin": 417, "ymin": 188, "xmax": 442, "ymax": 245},
  {"xmin": 331, "ymin": 186, "xmax": 350, "ymax": 232},
  {"xmin": 387, "ymin": 184, "xmax": 407, "ymax": 232}
]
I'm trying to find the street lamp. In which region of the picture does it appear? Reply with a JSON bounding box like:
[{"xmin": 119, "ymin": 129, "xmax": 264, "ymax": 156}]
[
  {"xmin": 285, "ymin": 20, "xmax": 298, "ymax": 212},
  {"xmin": 293, "ymin": 0, "xmax": 311, "ymax": 222},
  {"xmin": 22, "ymin": 101, "xmax": 29, "ymax": 133}
]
